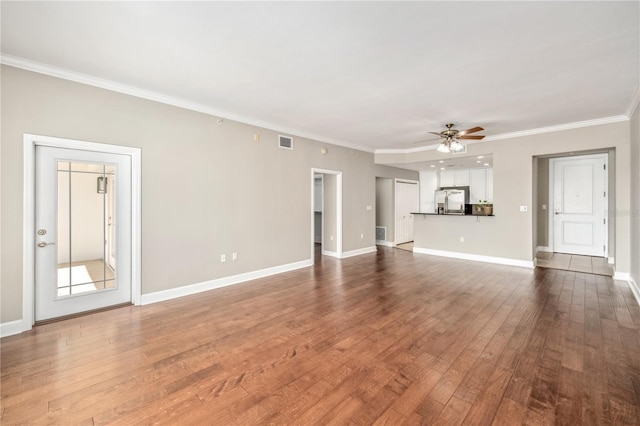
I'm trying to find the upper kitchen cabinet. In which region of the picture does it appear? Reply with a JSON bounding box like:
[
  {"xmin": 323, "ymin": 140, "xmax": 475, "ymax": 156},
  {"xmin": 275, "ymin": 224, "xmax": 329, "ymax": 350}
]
[
  {"xmin": 485, "ymin": 168, "xmax": 494, "ymax": 202},
  {"xmin": 439, "ymin": 169, "xmax": 470, "ymax": 187},
  {"xmin": 454, "ymin": 170, "xmax": 470, "ymax": 186},
  {"xmin": 469, "ymin": 168, "xmax": 486, "ymax": 203},
  {"xmin": 419, "ymin": 170, "xmax": 438, "ymax": 213}
]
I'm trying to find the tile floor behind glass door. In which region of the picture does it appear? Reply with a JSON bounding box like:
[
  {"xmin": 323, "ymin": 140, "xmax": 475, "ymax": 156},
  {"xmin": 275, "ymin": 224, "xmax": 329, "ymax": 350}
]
[{"xmin": 536, "ymin": 251, "xmax": 613, "ymax": 276}]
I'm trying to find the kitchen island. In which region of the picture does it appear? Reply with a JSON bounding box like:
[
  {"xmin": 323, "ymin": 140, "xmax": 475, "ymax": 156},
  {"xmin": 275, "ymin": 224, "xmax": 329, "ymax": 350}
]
[{"xmin": 410, "ymin": 212, "xmax": 533, "ymax": 268}]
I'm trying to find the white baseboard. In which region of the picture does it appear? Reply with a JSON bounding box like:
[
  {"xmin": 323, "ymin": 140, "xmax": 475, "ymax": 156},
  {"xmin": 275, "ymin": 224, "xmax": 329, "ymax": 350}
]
[
  {"xmin": 413, "ymin": 247, "xmax": 534, "ymax": 269},
  {"xmin": 628, "ymin": 275, "xmax": 640, "ymax": 307},
  {"xmin": 322, "ymin": 250, "xmax": 339, "ymax": 258},
  {"xmin": 141, "ymin": 259, "xmax": 313, "ymax": 305},
  {"xmin": 536, "ymin": 246, "xmax": 552, "ymax": 253},
  {"xmin": 341, "ymin": 246, "xmax": 377, "ymax": 258},
  {"xmin": 0, "ymin": 320, "xmax": 27, "ymax": 338},
  {"xmin": 613, "ymin": 271, "xmax": 630, "ymax": 281},
  {"xmin": 608, "ymin": 257, "xmax": 615, "ymax": 265},
  {"xmin": 376, "ymin": 240, "xmax": 393, "ymax": 247}
]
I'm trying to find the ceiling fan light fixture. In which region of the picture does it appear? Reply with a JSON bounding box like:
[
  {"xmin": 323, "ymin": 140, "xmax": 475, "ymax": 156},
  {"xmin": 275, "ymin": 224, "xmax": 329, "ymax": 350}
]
[{"xmin": 437, "ymin": 142, "xmax": 450, "ymax": 153}]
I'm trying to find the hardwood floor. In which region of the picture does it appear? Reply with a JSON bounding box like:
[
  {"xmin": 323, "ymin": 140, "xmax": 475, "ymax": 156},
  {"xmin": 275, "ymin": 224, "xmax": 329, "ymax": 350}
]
[{"xmin": 2, "ymin": 247, "xmax": 640, "ymax": 425}]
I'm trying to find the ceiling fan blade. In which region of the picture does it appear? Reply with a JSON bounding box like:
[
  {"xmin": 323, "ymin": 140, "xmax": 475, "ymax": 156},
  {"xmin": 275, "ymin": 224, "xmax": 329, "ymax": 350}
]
[
  {"xmin": 458, "ymin": 126, "xmax": 484, "ymax": 136},
  {"xmin": 458, "ymin": 135, "xmax": 485, "ymax": 140},
  {"xmin": 428, "ymin": 132, "xmax": 444, "ymax": 137}
]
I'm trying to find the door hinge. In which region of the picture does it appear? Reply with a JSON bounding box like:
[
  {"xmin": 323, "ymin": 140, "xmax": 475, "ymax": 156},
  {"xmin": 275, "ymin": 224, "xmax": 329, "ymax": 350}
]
[
  {"xmin": 603, "ymin": 164, "xmax": 606, "ymax": 170},
  {"xmin": 604, "ymin": 191, "xmax": 606, "ymax": 197},
  {"xmin": 603, "ymin": 218, "xmax": 606, "ymax": 224},
  {"xmin": 603, "ymin": 245, "xmax": 606, "ymax": 252}
]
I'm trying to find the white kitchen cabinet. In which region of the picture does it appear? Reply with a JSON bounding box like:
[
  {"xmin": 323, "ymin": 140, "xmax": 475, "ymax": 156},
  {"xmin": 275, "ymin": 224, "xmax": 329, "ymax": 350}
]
[
  {"xmin": 454, "ymin": 170, "xmax": 470, "ymax": 186},
  {"xmin": 469, "ymin": 169, "xmax": 486, "ymax": 203},
  {"xmin": 419, "ymin": 170, "xmax": 438, "ymax": 213},
  {"xmin": 439, "ymin": 170, "xmax": 455, "ymax": 187},
  {"xmin": 486, "ymin": 168, "xmax": 494, "ymax": 202}
]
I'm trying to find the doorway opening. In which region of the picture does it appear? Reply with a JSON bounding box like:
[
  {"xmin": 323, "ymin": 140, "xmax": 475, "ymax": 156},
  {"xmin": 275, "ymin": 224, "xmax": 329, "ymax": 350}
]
[
  {"xmin": 310, "ymin": 168, "xmax": 342, "ymax": 262},
  {"xmin": 533, "ymin": 151, "xmax": 614, "ymax": 276},
  {"xmin": 23, "ymin": 134, "xmax": 141, "ymax": 331}
]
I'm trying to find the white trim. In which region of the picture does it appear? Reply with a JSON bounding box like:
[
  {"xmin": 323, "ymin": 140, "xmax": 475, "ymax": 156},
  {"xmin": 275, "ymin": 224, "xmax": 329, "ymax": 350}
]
[
  {"xmin": 413, "ymin": 247, "xmax": 534, "ymax": 269},
  {"xmin": 608, "ymin": 257, "xmax": 615, "ymax": 265},
  {"xmin": 0, "ymin": 320, "xmax": 27, "ymax": 338},
  {"xmin": 626, "ymin": 83, "xmax": 640, "ymax": 118},
  {"xmin": 1, "ymin": 54, "xmax": 372, "ymax": 153},
  {"xmin": 340, "ymin": 246, "xmax": 377, "ymax": 258},
  {"xmin": 536, "ymin": 246, "xmax": 552, "ymax": 253},
  {"xmin": 22, "ymin": 134, "xmax": 142, "ymax": 331},
  {"xmin": 376, "ymin": 240, "xmax": 393, "ymax": 247},
  {"xmin": 141, "ymin": 259, "xmax": 313, "ymax": 305},
  {"xmin": 628, "ymin": 276, "xmax": 640, "ymax": 307},
  {"xmin": 374, "ymin": 116, "xmax": 628, "ymax": 155},
  {"xmin": 322, "ymin": 250, "xmax": 339, "ymax": 258},
  {"xmin": 311, "ymin": 168, "xmax": 343, "ymax": 262},
  {"xmin": 614, "ymin": 271, "xmax": 630, "ymax": 281}
]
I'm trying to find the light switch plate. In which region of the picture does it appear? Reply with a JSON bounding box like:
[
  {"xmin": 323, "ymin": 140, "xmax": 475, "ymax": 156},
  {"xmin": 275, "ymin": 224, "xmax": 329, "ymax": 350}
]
[{"xmin": 520, "ymin": 206, "xmax": 528, "ymax": 212}]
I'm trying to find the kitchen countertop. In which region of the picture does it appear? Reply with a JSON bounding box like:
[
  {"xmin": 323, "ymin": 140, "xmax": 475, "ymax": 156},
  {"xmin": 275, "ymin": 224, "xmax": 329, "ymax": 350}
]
[{"xmin": 411, "ymin": 212, "xmax": 495, "ymax": 217}]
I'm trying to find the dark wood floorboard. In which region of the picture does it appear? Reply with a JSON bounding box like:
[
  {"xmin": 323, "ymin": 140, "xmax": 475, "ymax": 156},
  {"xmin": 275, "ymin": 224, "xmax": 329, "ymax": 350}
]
[{"xmin": 2, "ymin": 247, "xmax": 640, "ymax": 425}]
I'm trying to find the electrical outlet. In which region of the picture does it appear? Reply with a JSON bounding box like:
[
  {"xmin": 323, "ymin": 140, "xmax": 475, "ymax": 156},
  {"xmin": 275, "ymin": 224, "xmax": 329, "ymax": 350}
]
[
  {"xmin": 220, "ymin": 254, "xmax": 226, "ymax": 263},
  {"xmin": 232, "ymin": 252, "xmax": 237, "ymax": 261},
  {"xmin": 520, "ymin": 206, "xmax": 528, "ymax": 212},
  {"xmin": 542, "ymin": 204, "xmax": 547, "ymax": 210},
  {"xmin": 460, "ymin": 237, "xmax": 464, "ymax": 243},
  {"xmin": 366, "ymin": 205, "xmax": 372, "ymax": 211},
  {"xmin": 330, "ymin": 235, "xmax": 334, "ymax": 241},
  {"xmin": 360, "ymin": 233, "xmax": 364, "ymax": 239}
]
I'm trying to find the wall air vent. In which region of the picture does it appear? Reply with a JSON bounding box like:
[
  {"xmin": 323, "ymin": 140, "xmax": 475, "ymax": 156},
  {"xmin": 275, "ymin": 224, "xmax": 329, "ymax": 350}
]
[
  {"xmin": 279, "ymin": 135, "xmax": 293, "ymax": 150},
  {"xmin": 376, "ymin": 226, "xmax": 387, "ymax": 241}
]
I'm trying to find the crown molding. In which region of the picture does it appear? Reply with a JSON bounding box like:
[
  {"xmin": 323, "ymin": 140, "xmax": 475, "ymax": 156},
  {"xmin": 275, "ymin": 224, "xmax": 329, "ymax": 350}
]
[
  {"xmin": 0, "ymin": 54, "xmax": 374, "ymax": 153},
  {"xmin": 375, "ymin": 115, "xmax": 630, "ymax": 155},
  {"xmin": 627, "ymin": 83, "xmax": 640, "ymax": 118}
]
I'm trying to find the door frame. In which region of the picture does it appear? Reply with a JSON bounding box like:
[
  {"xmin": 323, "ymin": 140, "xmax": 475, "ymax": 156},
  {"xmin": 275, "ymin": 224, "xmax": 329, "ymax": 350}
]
[
  {"xmin": 394, "ymin": 178, "xmax": 419, "ymax": 246},
  {"xmin": 310, "ymin": 168, "xmax": 342, "ymax": 261},
  {"xmin": 548, "ymin": 153, "xmax": 608, "ymax": 257},
  {"xmin": 23, "ymin": 134, "xmax": 141, "ymax": 331}
]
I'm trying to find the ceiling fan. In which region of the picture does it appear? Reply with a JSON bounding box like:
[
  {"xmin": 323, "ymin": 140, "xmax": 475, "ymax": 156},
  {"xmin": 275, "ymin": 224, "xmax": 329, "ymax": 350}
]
[{"xmin": 415, "ymin": 123, "xmax": 485, "ymax": 153}]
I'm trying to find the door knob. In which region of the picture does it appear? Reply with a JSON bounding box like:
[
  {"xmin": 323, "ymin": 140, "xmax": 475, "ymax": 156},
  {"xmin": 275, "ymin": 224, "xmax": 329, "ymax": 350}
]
[{"xmin": 37, "ymin": 242, "xmax": 55, "ymax": 248}]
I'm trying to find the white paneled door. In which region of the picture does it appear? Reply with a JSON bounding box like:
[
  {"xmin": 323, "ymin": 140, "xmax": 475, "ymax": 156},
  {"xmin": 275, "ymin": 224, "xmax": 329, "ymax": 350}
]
[
  {"xmin": 395, "ymin": 181, "xmax": 419, "ymax": 244},
  {"xmin": 552, "ymin": 155, "xmax": 607, "ymax": 256},
  {"xmin": 35, "ymin": 146, "xmax": 132, "ymax": 321}
]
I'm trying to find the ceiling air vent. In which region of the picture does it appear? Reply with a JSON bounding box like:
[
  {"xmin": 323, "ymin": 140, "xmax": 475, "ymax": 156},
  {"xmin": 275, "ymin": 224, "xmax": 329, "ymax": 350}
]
[
  {"xmin": 452, "ymin": 144, "xmax": 468, "ymax": 154},
  {"xmin": 279, "ymin": 135, "xmax": 293, "ymax": 150}
]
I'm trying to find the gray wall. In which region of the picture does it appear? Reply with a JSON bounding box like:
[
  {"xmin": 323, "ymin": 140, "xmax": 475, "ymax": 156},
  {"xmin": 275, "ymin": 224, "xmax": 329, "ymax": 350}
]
[
  {"xmin": 631, "ymin": 104, "xmax": 640, "ymax": 285},
  {"xmin": 375, "ymin": 178, "xmax": 394, "ymax": 243},
  {"xmin": 0, "ymin": 65, "xmax": 417, "ymax": 323},
  {"xmin": 377, "ymin": 121, "xmax": 632, "ymax": 272}
]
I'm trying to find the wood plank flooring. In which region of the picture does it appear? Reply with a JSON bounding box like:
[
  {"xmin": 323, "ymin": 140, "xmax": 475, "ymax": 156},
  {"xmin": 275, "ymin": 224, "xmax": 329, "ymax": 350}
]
[{"xmin": 2, "ymin": 247, "xmax": 640, "ymax": 425}]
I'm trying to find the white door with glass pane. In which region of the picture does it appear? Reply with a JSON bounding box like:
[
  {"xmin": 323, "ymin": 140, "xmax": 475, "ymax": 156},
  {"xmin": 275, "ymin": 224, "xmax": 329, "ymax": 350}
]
[
  {"xmin": 35, "ymin": 146, "xmax": 132, "ymax": 321},
  {"xmin": 551, "ymin": 154, "xmax": 607, "ymax": 257}
]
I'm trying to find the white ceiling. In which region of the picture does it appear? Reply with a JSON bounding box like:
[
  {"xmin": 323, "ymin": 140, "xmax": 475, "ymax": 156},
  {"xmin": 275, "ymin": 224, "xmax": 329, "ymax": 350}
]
[{"xmin": 1, "ymin": 2, "xmax": 638, "ymax": 152}]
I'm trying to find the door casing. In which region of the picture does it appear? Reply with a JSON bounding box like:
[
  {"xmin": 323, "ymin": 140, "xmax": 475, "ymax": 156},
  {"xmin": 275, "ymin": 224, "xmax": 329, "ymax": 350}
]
[{"xmin": 23, "ymin": 134, "xmax": 141, "ymax": 331}]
